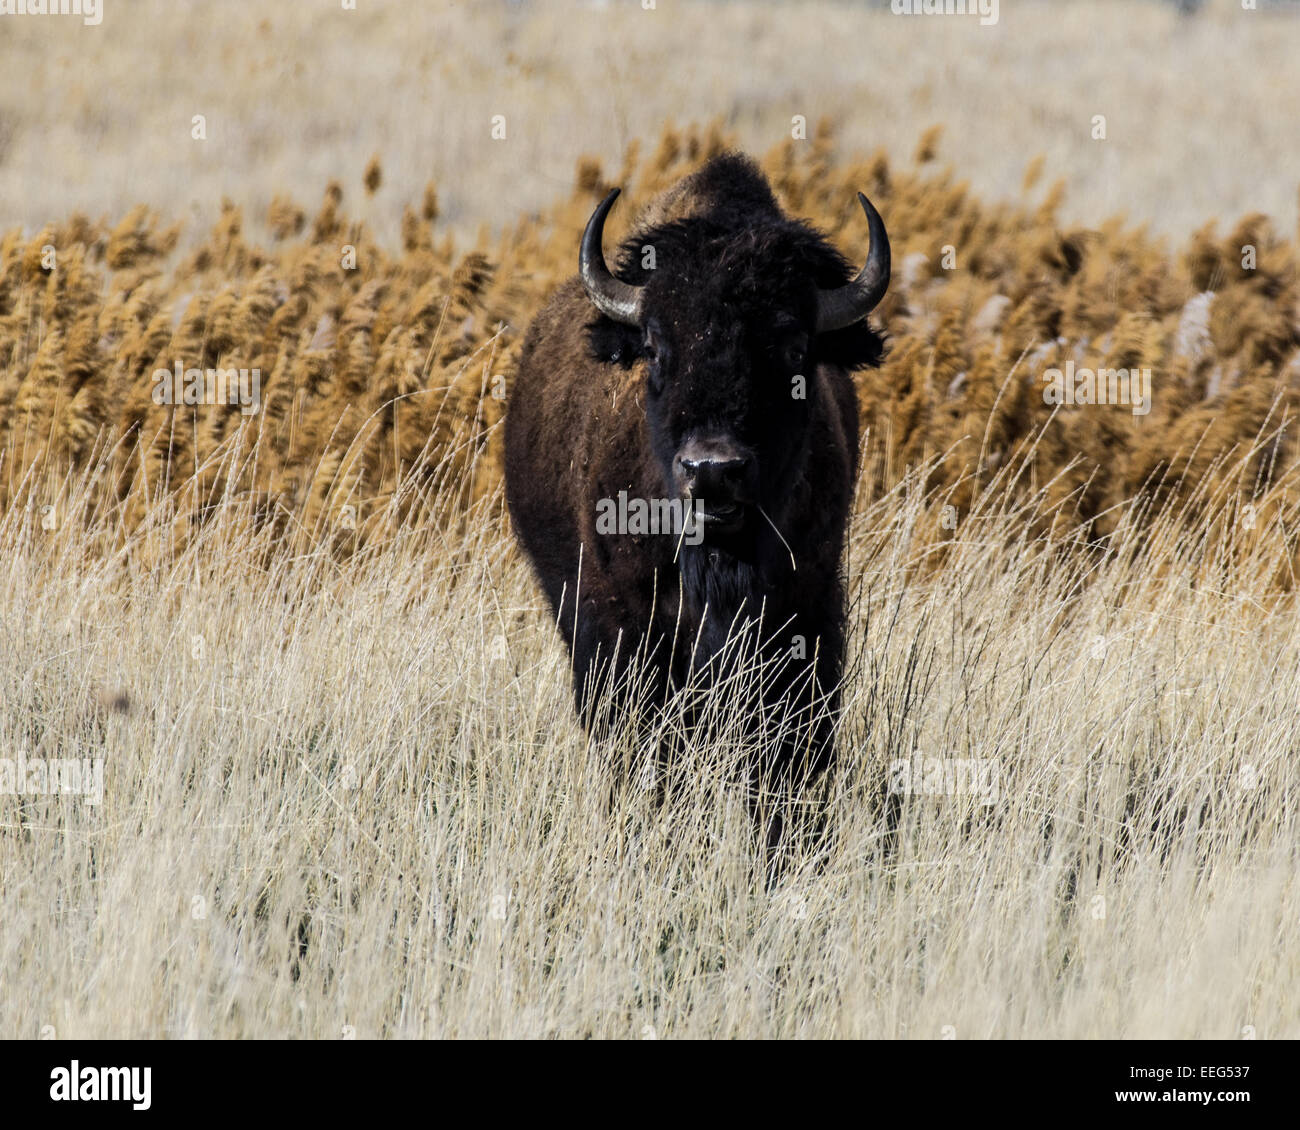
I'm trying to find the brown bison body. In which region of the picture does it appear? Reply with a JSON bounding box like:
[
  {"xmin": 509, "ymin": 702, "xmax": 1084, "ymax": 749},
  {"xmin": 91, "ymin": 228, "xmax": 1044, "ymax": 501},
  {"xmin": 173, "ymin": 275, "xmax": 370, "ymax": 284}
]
[{"xmin": 505, "ymin": 154, "xmax": 889, "ymax": 802}]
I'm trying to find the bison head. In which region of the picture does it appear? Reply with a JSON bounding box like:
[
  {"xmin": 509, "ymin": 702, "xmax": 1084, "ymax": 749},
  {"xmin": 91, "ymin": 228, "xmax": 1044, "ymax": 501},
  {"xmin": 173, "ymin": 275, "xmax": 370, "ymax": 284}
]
[{"xmin": 581, "ymin": 184, "xmax": 888, "ymax": 540}]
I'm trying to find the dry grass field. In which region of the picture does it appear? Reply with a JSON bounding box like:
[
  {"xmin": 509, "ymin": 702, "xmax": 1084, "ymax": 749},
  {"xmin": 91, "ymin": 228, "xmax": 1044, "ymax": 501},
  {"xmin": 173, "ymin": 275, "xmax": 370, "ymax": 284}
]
[
  {"xmin": 3, "ymin": 443, "xmax": 1298, "ymax": 1038},
  {"xmin": 2, "ymin": 0, "xmax": 1300, "ymax": 1039},
  {"xmin": 3, "ymin": 0, "xmax": 1299, "ymax": 243}
]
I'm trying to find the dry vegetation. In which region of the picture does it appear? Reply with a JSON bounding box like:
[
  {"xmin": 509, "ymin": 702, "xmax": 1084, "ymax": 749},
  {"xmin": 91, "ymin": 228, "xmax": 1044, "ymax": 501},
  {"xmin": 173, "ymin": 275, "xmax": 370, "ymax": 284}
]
[
  {"xmin": 3, "ymin": 449, "xmax": 1298, "ymax": 1038},
  {"xmin": 3, "ymin": 0, "xmax": 1300, "ymax": 1038},
  {"xmin": 2, "ymin": 122, "xmax": 1298, "ymax": 1038},
  {"xmin": 3, "ymin": 122, "xmax": 1299, "ymax": 565},
  {"xmin": 3, "ymin": 0, "xmax": 1297, "ymax": 243}
]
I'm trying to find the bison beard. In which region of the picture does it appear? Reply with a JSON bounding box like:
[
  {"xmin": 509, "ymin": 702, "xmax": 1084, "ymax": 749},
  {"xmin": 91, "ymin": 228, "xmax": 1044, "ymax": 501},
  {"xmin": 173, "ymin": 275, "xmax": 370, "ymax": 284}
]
[{"xmin": 504, "ymin": 153, "xmax": 889, "ymax": 846}]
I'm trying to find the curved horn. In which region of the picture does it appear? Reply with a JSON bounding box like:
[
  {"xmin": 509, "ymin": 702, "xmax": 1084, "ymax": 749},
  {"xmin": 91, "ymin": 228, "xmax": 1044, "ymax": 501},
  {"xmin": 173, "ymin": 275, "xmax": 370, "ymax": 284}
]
[
  {"xmin": 815, "ymin": 192, "xmax": 890, "ymax": 333},
  {"xmin": 579, "ymin": 188, "xmax": 643, "ymax": 325}
]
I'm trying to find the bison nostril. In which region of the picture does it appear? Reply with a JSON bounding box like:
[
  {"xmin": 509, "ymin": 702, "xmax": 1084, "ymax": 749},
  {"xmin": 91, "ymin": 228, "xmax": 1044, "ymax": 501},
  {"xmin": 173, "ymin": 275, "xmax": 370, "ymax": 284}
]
[
  {"xmin": 709, "ymin": 458, "xmax": 751, "ymax": 491},
  {"xmin": 676, "ymin": 444, "xmax": 754, "ymax": 498},
  {"xmin": 683, "ymin": 457, "xmax": 750, "ymax": 497},
  {"xmin": 720, "ymin": 459, "xmax": 749, "ymax": 486}
]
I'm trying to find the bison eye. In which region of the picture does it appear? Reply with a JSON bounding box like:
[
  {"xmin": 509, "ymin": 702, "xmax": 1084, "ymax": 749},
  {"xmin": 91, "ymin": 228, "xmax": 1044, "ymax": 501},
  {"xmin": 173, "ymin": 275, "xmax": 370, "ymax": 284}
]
[{"xmin": 780, "ymin": 332, "xmax": 809, "ymax": 373}]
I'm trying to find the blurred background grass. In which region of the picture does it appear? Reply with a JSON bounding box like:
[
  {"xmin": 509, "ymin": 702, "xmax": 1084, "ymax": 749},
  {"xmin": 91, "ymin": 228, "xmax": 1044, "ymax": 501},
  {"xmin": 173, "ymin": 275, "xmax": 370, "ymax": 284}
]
[{"xmin": 2, "ymin": 0, "xmax": 1298, "ymax": 245}]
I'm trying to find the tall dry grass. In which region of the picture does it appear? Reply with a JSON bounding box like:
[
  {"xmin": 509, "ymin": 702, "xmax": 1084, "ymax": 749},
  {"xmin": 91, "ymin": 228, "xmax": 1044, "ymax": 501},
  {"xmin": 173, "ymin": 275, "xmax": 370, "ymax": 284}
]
[
  {"xmin": 3, "ymin": 100, "xmax": 1300, "ymax": 1035},
  {"xmin": 3, "ymin": 0, "xmax": 1297, "ymax": 244},
  {"xmin": 3, "ymin": 122, "xmax": 1300, "ymax": 573},
  {"xmin": 1, "ymin": 428, "xmax": 1296, "ymax": 1037}
]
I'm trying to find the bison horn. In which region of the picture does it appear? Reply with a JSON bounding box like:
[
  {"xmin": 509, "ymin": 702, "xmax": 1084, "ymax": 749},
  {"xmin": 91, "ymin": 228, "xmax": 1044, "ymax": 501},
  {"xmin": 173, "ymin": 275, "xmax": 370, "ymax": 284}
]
[
  {"xmin": 815, "ymin": 192, "xmax": 891, "ymax": 333},
  {"xmin": 580, "ymin": 188, "xmax": 644, "ymax": 325}
]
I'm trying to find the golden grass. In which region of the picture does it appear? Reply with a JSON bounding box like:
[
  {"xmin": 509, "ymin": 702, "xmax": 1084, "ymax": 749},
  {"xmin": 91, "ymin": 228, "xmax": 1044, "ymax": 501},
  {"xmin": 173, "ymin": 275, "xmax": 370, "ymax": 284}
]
[
  {"xmin": 2, "ymin": 121, "xmax": 1298, "ymax": 578},
  {"xmin": 2, "ymin": 432, "xmax": 1296, "ymax": 1037},
  {"xmin": 3, "ymin": 14, "xmax": 1300, "ymax": 1033}
]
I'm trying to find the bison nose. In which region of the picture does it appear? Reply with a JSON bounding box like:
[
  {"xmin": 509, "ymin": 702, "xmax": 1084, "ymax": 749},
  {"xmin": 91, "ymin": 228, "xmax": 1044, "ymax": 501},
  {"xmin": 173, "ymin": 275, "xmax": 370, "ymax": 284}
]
[{"xmin": 677, "ymin": 453, "xmax": 753, "ymax": 499}]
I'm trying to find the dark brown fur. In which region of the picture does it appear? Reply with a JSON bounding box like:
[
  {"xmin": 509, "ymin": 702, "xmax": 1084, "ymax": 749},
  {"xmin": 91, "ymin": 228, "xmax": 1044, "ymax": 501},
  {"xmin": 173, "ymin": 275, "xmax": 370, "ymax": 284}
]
[{"xmin": 505, "ymin": 154, "xmax": 887, "ymax": 817}]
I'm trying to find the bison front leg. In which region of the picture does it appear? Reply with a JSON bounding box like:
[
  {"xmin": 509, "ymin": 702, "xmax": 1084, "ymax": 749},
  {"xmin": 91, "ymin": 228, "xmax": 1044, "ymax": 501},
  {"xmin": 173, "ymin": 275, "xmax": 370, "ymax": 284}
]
[
  {"xmin": 566, "ymin": 603, "xmax": 674, "ymax": 767},
  {"xmin": 749, "ymin": 622, "xmax": 845, "ymax": 865},
  {"xmin": 565, "ymin": 608, "xmax": 681, "ymax": 825},
  {"xmin": 763, "ymin": 615, "xmax": 845, "ymax": 784}
]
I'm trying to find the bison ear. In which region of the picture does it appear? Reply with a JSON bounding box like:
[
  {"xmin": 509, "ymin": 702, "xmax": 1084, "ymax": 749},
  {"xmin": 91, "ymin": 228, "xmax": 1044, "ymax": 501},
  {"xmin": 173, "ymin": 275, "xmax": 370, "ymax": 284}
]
[
  {"xmin": 815, "ymin": 322, "xmax": 886, "ymax": 372},
  {"xmin": 586, "ymin": 316, "xmax": 644, "ymax": 369}
]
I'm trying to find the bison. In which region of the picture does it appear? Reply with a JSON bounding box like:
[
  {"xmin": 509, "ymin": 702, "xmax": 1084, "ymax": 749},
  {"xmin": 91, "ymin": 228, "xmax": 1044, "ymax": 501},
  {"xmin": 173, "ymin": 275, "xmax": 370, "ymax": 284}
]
[{"xmin": 504, "ymin": 153, "xmax": 889, "ymax": 830}]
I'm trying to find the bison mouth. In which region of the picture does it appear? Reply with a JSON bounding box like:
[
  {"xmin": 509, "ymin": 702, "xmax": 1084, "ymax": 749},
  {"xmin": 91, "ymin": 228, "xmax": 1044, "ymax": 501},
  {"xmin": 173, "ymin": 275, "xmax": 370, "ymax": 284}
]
[
  {"xmin": 673, "ymin": 441, "xmax": 757, "ymax": 538},
  {"xmin": 696, "ymin": 500, "xmax": 746, "ymax": 535}
]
